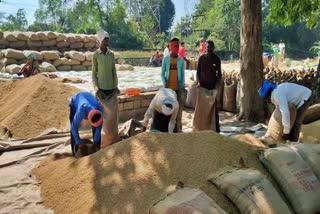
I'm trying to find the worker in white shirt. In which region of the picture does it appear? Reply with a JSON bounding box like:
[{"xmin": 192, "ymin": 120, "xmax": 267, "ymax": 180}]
[
  {"xmin": 142, "ymin": 88, "xmax": 179, "ymax": 133},
  {"xmin": 258, "ymin": 80, "xmax": 312, "ymax": 142},
  {"xmin": 163, "ymin": 44, "xmax": 170, "ymax": 58}
]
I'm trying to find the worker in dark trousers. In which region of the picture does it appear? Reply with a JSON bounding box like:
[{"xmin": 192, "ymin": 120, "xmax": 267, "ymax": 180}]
[{"xmin": 69, "ymin": 92, "xmax": 103, "ymax": 156}]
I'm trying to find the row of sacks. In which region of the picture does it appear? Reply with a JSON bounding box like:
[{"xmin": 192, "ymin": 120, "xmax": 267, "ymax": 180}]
[
  {"xmin": 150, "ymin": 143, "xmax": 320, "ymax": 214},
  {"xmin": 0, "ymin": 31, "xmax": 99, "ymax": 51},
  {"xmin": 185, "ymin": 70, "xmax": 239, "ymax": 113},
  {"xmin": 1, "ymin": 62, "xmax": 134, "ymax": 73}
]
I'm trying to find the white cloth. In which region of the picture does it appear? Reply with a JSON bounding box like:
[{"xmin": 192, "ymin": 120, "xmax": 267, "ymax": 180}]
[
  {"xmin": 163, "ymin": 47, "xmax": 170, "ymax": 58},
  {"xmin": 97, "ymin": 29, "xmax": 110, "ymax": 44},
  {"xmin": 142, "ymin": 88, "xmax": 179, "ymax": 133},
  {"xmin": 271, "ymin": 83, "xmax": 311, "ymax": 134}
]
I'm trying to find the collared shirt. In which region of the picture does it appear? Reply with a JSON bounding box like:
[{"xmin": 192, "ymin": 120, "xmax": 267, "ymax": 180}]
[
  {"xmin": 271, "ymin": 83, "xmax": 311, "ymax": 134},
  {"xmin": 70, "ymin": 92, "xmax": 103, "ymax": 145},
  {"xmin": 197, "ymin": 53, "xmax": 222, "ymax": 90},
  {"xmin": 142, "ymin": 88, "xmax": 179, "ymax": 133},
  {"xmin": 92, "ymin": 48, "xmax": 118, "ymax": 90}
]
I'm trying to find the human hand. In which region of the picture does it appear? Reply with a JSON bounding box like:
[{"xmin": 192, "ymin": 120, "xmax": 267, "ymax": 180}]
[{"xmin": 282, "ymin": 134, "xmax": 289, "ymax": 141}]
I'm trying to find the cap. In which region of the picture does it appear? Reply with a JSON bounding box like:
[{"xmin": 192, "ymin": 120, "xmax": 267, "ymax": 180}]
[{"xmin": 97, "ymin": 29, "xmax": 110, "ymax": 44}]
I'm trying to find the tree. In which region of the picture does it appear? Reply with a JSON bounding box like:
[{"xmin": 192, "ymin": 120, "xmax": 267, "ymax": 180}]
[
  {"xmin": 238, "ymin": 0, "xmax": 265, "ymax": 122},
  {"xmin": 268, "ymin": 0, "xmax": 320, "ymax": 28},
  {"xmin": 1, "ymin": 9, "xmax": 28, "ymax": 31},
  {"xmin": 159, "ymin": 0, "xmax": 175, "ymax": 32}
]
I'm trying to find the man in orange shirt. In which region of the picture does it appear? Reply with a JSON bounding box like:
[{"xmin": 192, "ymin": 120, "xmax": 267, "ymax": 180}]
[
  {"xmin": 198, "ymin": 38, "xmax": 207, "ymax": 55},
  {"xmin": 178, "ymin": 41, "xmax": 190, "ymax": 69},
  {"xmin": 161, "ymin": 38, "xmax": 185, "ymax": 132}
]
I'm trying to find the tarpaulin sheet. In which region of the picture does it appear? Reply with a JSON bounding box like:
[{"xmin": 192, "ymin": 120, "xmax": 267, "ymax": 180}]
[{"xmin": 0, "ymin": 131, "xmax": 90, "ymax": 213}]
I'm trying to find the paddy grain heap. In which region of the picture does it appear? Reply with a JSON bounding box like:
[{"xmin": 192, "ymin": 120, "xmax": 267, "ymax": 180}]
[
  {"xmin": 0, "ymin": 75, "xmax": 79, "ymax": 138},
  {"xmin": 33, "ymin": 131, "xmax": 279, "ymax": 214}
]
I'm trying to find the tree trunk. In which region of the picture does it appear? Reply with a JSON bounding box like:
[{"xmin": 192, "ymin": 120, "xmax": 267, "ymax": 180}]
[{"xmin": 239, "ymin": 0, "xmax": 265, "ymax": 122}]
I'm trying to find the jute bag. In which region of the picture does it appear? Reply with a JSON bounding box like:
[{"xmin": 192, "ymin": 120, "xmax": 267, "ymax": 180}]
[
  {"xmin": 209, "ymin": 166, "xmax": 292, "ymax": 214},
  {"xmin": 222, "ymin": 79, "xmax": 237, "ymax": 112},
  {"xmin": 291, "ymin": 143, "xmax": 320, "ymax": 180},
  {"xmin": 193, "ymin": 87, "xmax": 217, "ymax": 132},
  {"xmin": 149, "ymin": 187, "xmax": 227, "ymax": 214},
  {"xmin": 260, "ymin": 104, "xmax": 296, "ymax": 146},
  {"xmin": 258, "ymin": 146, "xmax": 320, "ymax": 214},
  {"xmin": 303, "ymin": 104, "xmax": 320, "ymax": 124},
  {"xmin": 185, "ymin": 77, "xmax": 198, "ymax": 109},
  {"xmin": 96, "ymin": 90, "xmax": 119, "ymax": 148}
]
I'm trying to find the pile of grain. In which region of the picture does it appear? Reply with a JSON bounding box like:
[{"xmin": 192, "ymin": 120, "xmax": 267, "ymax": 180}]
[
  {"xmin": 300, "ymin": 120, "xmax": 320, "ymax": 143},
  {"xmin": 33, "ymin": 131, "xmax": 282, "ymax": 214},
  {"xmin": 0, "ymin": 75, "xmax": 79, "ymax": 138}
]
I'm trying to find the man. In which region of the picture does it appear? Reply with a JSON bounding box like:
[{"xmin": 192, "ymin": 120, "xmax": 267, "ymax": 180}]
[
  {"xmin": 279, "ymin": 40, "xmax": 285, "ymax": 62},
  {"xmin": 258, "ymin": 80, "xmax": 312, "ymax": 142},
  {"xmin": 92, "ymin": 29, "xmax": 119, "ymax": 147},
  {"xmin": 17, "ymin": 53, "xmax": 39, "ymax": 78},
  {"xmin": 198, "ymin": 38, "xmax": 206, "ymax": 55},
  {"xmin": 193, "ymin": 40, "xmax": 222, "ymax": 132},
  {"xmin": 69, "ymin": 92, "xmax": 103, "ymax": 156},
  {"xmin": 142, "ymin": 88, "xmax": 179, "ymax": 133},
  {"xmin": 163, "ymin": 44, "xmax": 170, "ymax": 58},
  {"xmin": 178, "ymin": 41, "xmax": 190, "ymax": 69},
  {"xmin": 151, "ymin": 50, "xmax": 162, "ymax": 67},
  {"xmin": 161, "ymin": 38, "xmax": 185, "ymax": 132},
  {"xmin": 272, "ymin": 43, "xmax": 279, "ymax": 68}
]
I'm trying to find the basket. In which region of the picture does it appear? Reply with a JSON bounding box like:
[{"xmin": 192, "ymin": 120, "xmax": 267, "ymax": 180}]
[{"xmin": 126, "ymin": 88, "xmax": 141, "ymax": 96}]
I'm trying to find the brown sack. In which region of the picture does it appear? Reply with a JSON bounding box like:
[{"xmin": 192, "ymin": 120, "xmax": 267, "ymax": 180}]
[
  {"xmin": 209, "ymin": 166, "xmax": 292, "ymax": 214},
  {"xmin": 44, "ymin": 31, "xmax": 57, "ymax": 39},
  {"xmin": 4, "ymin": 64, "xmax": 22, "ymax": 74},
  {"xmin": 96, "ymin": 90, "xmax": 119, "ymax": 148},
  {"xmin": 0, "ymin": 58, "xmax": 17, "ymax": 66},
  {"xmin": 261, "ymin": 105, "xmax": 296, "ymax": 146},
  {"xmin": 193, "ymin": 87, "xmax": 217, "ymax": 132},
  {"xmin": 23, "ymin": 50, "xmax": 43, "ymax": 60},
  {"xmin": 39, "ymin": 62, "xmax": 57, "ymax": 73},
  {"xmin": 258, "ymin": 146, "xmax": 320, "ymax": 214},
  {"xmin": 3, "ymin": 49, "xmax": 25, "ymax": 60},
  {"xmin": 28, "ymin": 32, "xmax": 41, "ymax": 41},
  {"xmin": 42, "ymin": 39, "xmax": 57, "ymax": 47},
  {"xmin": 8, "ymin": 41, "xmax": 26, "ymax": 49},
  {"xmin": 81, "ymin": 60, "xmax": 92, "ymax": 67},
  {"xmin": 149, "ymin": 187, "xmax": 227, "ymax": 214},
  {"xmin": 56, "ymin": 65, "xmax": 71, "ymax": 71},
  {"xmin": 40, "ymin": 51, "xmax": 60, "ymax": 61},
  {"xmin": 71, "ymin": 65, "xmax": 87, "ymax": 71},
  {"xmin": 27, "ymin": 40, "xmax": 42, "ymax": 48},
  {"xmin": 216, "ymin": 77, "xmax": 224, "ymax": 111},
  {"xmin": 13, "ymin": 32, "xmax": 28, "ymax": 41},
  {"xmin": 85, "ymin": 51, "xmax": 94, "ymax": 61},
  {"xmin": 57, "ymin": 41, "xmax": 69, "ymax": 48},
  {"xmin": 222, "ymin": 79, "xmax": 237, "ymax": 112},
  {"xmin": 84, "ymin": 42, "xmax": 96, "ymax": 48},
  {"xmin": 37, "ymin": 32, "xmax": 48, "ymax": 40},
  {"xmin": 0, "ymin": 38, "xmax": 9, "ymax": 47},
  {"xmin": 3, "ymin": 32, "xmax": 17, "ymax": 42},
  {"xmin": 56, "ymin": 33, "xmax": 66, "ymax": 42},
  {"xmin": 70, "ymin": 42, "xmax": 84, "ymax": 49},
  {"xmin": 185, "ymin": 77, "xmax": 198, "ymax": 109},
  {"xmin": 300, "ymin": 120, "xmax": 320, "ymax": 143},
  {"xmin": 59, "ymin": 57, "xmax": 81, "ymax": 65},
  {"xmin": 291, "ymin": 143, "xmax": 320, "ymax": 180},
  {"xmin": 303, "ymin": 104, "xmax": 320, "ymax": 124},
  {"xmin": 64, "ymin": 51, "xmax": 85, "ymax": 61}
]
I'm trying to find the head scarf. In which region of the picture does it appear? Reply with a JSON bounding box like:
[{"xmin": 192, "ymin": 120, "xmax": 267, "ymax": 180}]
[
  {"xmin": 169, "ymin": 40, "xmax": 179, "ymax": 55},
  {"xmin": 97, "ymin": 29, "xmax": 110, "ymax": 44},
  {"xmin": 27, "ymin": 53, "xmax": 37, "ymax": 60},
  {"xmin": 161, "ymin": 98, "xmax": 175, "ymax": 116},
  {"xmin": 258, "ymin": 80, "xmax": 277, "ymax": 98}
]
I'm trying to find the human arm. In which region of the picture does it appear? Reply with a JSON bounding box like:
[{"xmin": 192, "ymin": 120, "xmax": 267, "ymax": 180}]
[
  {"xmin": 196, "ymin": 57, "xmax": 201, "ymax": 83},
  {"xmin": 275, "ymin": 95, "xmax": 291, "ymax": 134},
  {"xmin": 180, "ymin": 58, "xmax": 185, "ymax": 91},
  {"xmin": 92, "ymin": 53, "xmax": 99, "ymax": 89},
  {"xmin": 142, "ymin": 100, "xmax": 155, "ymax": 128},
  {"xmin": 168, "ymin": 103, "xmax": 179, "ymax": 133},
  {"xmin": 112, "ymin": 53, "xmax": 118, "ymax": 89},
  {"xmin": 71, "ymin": 108, "xmax": 84, "ymax": 145}
]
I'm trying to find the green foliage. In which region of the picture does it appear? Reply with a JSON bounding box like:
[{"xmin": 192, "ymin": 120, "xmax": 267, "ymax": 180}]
[
  {"xmin": 159, "ymin": 0, "xmax": 175, "ymax": 32},
  {"xmin": 310, "ymin": 41, "xmax": 320, "ymax": 53},
  {"xmin": 268, "ymin": 0, "xmax": 320, "ymax": 28},
  {"xmin": 1, "ymin": 9, "xmax": 28, "ymax": 31}
]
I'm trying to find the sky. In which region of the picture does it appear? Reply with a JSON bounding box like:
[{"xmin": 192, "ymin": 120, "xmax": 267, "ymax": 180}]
[{"xmin": 0, "ymin": 0, "xmax": 197, "ymax": 28}]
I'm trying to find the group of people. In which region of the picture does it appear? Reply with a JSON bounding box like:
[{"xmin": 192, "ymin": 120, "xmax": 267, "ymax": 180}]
[
  {"xmin": 263, "ymin": 40, "xmax": 286, "ymax": 68},
  {"xmin": 70, "ymin": 31, "xmax": 223, "ymax": 156},
  {"xmin": 69, "ymin": 29, "xmax": 310, "ymax": 157}
]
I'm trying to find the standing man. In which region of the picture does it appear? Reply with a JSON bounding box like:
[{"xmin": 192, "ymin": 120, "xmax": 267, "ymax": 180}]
[
  {"xmin": 142, "ymin": 88, "xmax": 179, "ymax": 133},
  {"xmin": 258, "ymin": 80, "xmax": 312, "ymax": 142},
  {"xmin": 272, "ymin": 43, "xmax": 279, "ymax": 68},
  {"xmin": 193, "ymin": 40, "xmax": 222, "ymax": 132},
  {"xmin": 92, "ymin": 29, "xmax": 119, "ymax": 147},
  {"xmin": 198, "ymin": 38, "xmax": 206, "ymax": 55},
  {"xmin": 69, "ymin": 92, "xmax": 103, "ymax": 156},
  {"xmin": 279, "ymin": 40, "xmax": 286, "ymax": 62},
  {"xmin": 161, "ymin": 38, "xmax": 185, "ymax": 132},
  {"xmin": 163, "ymin": 44, "xmax": 170, "ymax": 58},
  {"xmin": 178, "ymin": 41, "xmax": 190, "ymax": 69}
]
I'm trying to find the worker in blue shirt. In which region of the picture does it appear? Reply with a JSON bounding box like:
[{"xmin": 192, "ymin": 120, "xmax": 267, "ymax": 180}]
[{"xmin": 69, "ymin": 92, "xmax": 103, "ymax": 156}]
